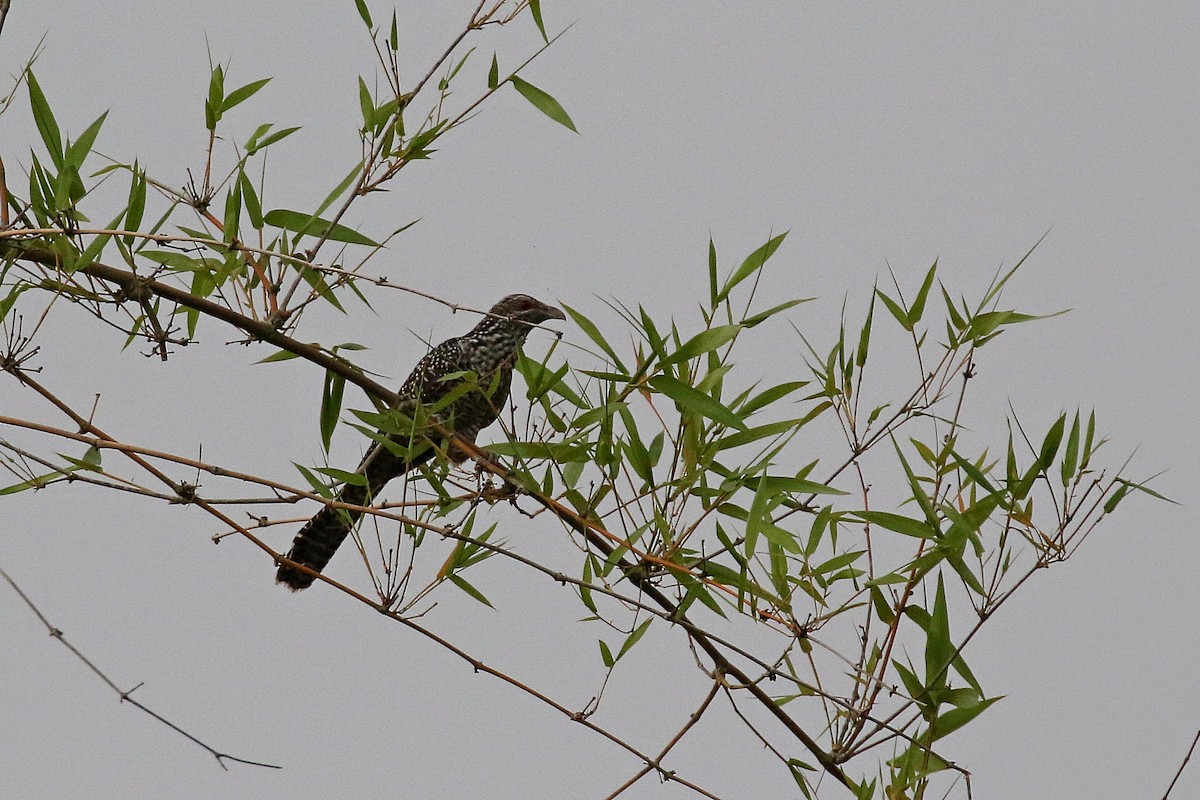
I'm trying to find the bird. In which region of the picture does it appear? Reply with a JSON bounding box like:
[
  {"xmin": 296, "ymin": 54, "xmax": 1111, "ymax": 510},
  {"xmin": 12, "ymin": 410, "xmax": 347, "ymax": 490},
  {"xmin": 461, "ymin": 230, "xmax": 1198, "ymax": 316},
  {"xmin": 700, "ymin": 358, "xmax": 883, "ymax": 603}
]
[{"xmin": 276, "ymin": 294, "xmax": 566, "ymax": 590}]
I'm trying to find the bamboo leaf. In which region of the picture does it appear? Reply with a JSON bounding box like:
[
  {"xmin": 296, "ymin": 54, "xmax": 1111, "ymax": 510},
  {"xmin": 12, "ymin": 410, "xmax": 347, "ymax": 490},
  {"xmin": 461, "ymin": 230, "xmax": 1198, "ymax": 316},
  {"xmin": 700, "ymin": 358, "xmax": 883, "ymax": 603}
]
[
  {"xmin": 263, "ymin": 208, "xmax": 378, "ymax": 246},
  {"xmin": 856, "ymin": 510, "xmax": 937, "ymax": 539},
  {"xmin": 528, "ymin": 0, "xmax": 548, "ymax": 41},
  {"xmin": 648, "ymin": 375, "xmax": 748, "ymax": 432},
  {"xmin": 510, "ymin": 76, "xmax": 577, "ymax": 132},
  {"xmin": 245, "ymin": 124, "xmax": 301, "ymax": 155},
  {"xmin": 718, "ymin": 232, "xmax": 788, "ymax": 301},
  {"xmin": 320, "ymin": 369, "xmax": 346, "ymax": 454},
  {"xmin": 909, "ymin": 260, "xmax": 938, "ymax": 326},
  {"xmin": 931, "ymin": 696, "xmax": 1001, "ymax": 742},
  {"xmin": 662, "ymin": 324, "xmax": 742, "ymax": 365},
  {"xmin": 448, "ymin": 574, "xmax": 494, "ymax": 608},
  {"xmin": 354, "ymin": 0, "xmax": 373, "ymax": 28},
  {"xmin": 876, "ymin": 289, "xmax": 910, "ymax": 330},
  {"xmin": 562, "ymin": 304, "xmax": 625, "ymax": 371},
  {"xmin": 64, "ymin": 110, "xmax": 108, "ymax": 171},
  {"xmin": 1061, "ymin": 412, "xmax": 1081, "ymax": 485},
  {"xmin": 924, "ymin": 573, "xmax": 953, "ymax": 690},
  {"xmin": 27, "ymin": 72, "xmax": 63, "ymax": 169},
  {"xmin": 616, "ymin": 618, "xmax": 652, "ymax": 660},
  {"xmin": 221, "ymin": 78, "xmax": 270, "ymax": 113},
  {"xmin": 742, "ymin": 297, "xmax": 812, "ymax": 327},
  {"xmin": 1038, "ymin": 414, "xmax": 1066, "ymax": 470}
]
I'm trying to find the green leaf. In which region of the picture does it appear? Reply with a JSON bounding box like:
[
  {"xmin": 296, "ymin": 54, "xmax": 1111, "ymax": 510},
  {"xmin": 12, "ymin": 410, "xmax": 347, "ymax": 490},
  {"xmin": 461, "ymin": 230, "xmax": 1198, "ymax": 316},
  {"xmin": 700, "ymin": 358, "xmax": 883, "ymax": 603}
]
[
  {"xmin": 0, "ymin": 283, "xmax": 32, "ymax": 321},
  {"xmin": 313, "ymin": 466, "xmax": 368, "ymax": 486},
  {"xmin": 245, "ymin": 124, "xmax": 300, "ymax": 155},
  {"xmin": 707, "ymin": 238, "xmax": 719, "ymax": 309},
  {"xmin": 931, "ymin": 696, "xmax": 1001, "ymax": 741},
  {"xmin": 598, "ymin": 639, "xmax": 614, "ymax": 668},
  {"xmin": 909, "ymin": 260, "xmax": 938, "ymax": 326},
  {"xmin": 711, "ymin": 418, "xmax": 801, "ymax": 452},
  {"xmin": 448, "ymin": 574, "xmax": 494, "ymax": 608},
  {"xmin": 662, "ymin": 324, "xmax": 741, "ymax": 365},
  {"xmin": 206, "ymin": 64, "xmax": 225, "ymax": 130},
  {"xmin": 648, "ymin": 375, "xmax": 748, "ymax": 432},
  {"xmin": 314, "ymin": 163, "xmax": 366, "ymax": 220},
  {"xmin": 1061, "ymin": 412, "xmax": 1081, "ymax": 485},
  {"xmin": 718, "ymin": 232, "xmax": 788, "ymax": 302},
  {"xmin": 855, "ymin": 293, "xmax": 874, "ymax": 368},
  {"xmin": 1115, "ymin": 477, "xmax": 1177, "ymax": 505},
  {"xmin": 814, "ymin": 550, "xmax": 864, "ymax": 575},
  {"xmin": 358, "ymin": 77, "xmax": 374, "ymax": 130},
  {"xmin": 876, "ymin": 289, "xmax": 910, "ymax": 331},
  {"xmin": 738, "ymin": 380, "xmax": 809, "ymax": 416},
  {"xmin": 510, "ymin": 76, "xmax": 577, "ymax": 133},
  {"xmin": 237, "ymin": 170, "xmax": 263, "ymax": 229},
  {"xmin": 263, "ymin": 208, "xmax": 378, "ymax": 246},
  {"xmin": 562, "ymin": 304, "xmax": 625, "ymax": 371},
  {"xmin": 528, "ymin": 0, "xmax": 548, "ymax": 41},
  {"xmin": 924, "ymin": 573, "xmax": 953, "ymax": 690},
  {"xmin": 256, "ymin": 348, "xmax": 302, "ymax": 363},
  {"xmin": 487, "ymin": 54, "xmax": 499, "ymax": 90},
  {"xmin": 64, "ymin": 110, "xmax": 108, "ymax": 172},
  {"xmin": 616, "ymin": 618, "xmax": 652, "ymax": 660},
  {"xmin": 1038, "ymin": 414, "xmax": 1066, "ymax": 470},
  {"xmin": 741, "ymin": 297, "xmax": 812, "ymax": 327},
  {"xmin": 124, "ymin": 164, "xmax": 147, "ymax": 246},
  {"xmin": 966, "ymin": 308, "xmax": 1068, "ymax": 344},
  {"xmin": 221, "ymin": 77, "xmax": 270, "ymax": 112},
  {"xmin": 855, "ymin": 510, "xmax": 937, "ymax": 539},
  {"xmin": 753, "ymin": 475, "xmax": 847, "ymax": 496},
  {"xmin": 353, "ymin": 0, "xmax": 373, "ymax": 28},
  {"xmin": 320, "ymin": 369, "xmax": 346, "ymax": 454},
  {"xmin": 1103, "ymin": 483, "xmax": 1129, "ymax": 513},
  {"xmin": 27, "ymin": 72, "xmax": 63, "ymax": 169}
]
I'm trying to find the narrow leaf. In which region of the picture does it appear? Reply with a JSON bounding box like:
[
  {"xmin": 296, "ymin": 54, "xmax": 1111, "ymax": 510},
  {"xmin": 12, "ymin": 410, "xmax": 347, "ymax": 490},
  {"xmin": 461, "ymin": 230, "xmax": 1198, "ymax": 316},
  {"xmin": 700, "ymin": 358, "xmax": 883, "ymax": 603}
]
[
  {"xmin": 27, "ymin": 72, "xmax": 63, "ymax": 169},
  {"xmin": 718, "ymin": 232, "xmax": 788, "ymax": 301},
  {"xmin": 510, "ymin": 76, "xmax": 577, "ymax": 133},
  {"xmin": 648, "ymin": 375, "xmax": 748, "ymax": 432},
  {"xmin": 856, "ymin": 510, "xmax": 937, "ymax": 539},
  {"xmin": 221, "ymin": 78, "xmax": 270, "ymax": 112},
  {"xmin": 263, "ymin": 208, "xmax": 378, "ymax": 246}
]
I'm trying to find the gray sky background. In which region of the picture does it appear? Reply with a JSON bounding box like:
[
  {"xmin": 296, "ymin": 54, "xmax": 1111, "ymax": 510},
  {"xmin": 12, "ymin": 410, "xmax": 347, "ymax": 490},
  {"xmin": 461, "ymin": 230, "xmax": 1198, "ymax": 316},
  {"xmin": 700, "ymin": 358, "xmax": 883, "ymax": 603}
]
[{"xmin": 3, "ymin": 2, "xmax": 1198, "ymax": 798}]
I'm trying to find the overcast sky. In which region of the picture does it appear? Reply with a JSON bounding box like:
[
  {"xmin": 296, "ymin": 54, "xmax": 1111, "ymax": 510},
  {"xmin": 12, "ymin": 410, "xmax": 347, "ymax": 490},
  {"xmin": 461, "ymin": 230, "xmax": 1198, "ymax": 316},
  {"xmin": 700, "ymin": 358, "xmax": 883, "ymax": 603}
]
[{"xmin": 3, "ymin": 2, "xmax": 1198, "ymax": 799}]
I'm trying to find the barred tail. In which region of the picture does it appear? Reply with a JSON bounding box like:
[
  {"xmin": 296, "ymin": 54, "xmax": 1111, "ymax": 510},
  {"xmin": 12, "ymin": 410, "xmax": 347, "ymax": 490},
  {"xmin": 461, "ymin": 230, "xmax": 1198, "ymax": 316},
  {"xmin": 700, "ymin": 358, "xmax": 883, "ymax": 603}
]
[
  {"xmin": 275, "ymin": 483, "xmax": 369, "ymax": 590},
  {"xmin": 276, "ymin": 439, "xmax": 433, "ymax": 591}
]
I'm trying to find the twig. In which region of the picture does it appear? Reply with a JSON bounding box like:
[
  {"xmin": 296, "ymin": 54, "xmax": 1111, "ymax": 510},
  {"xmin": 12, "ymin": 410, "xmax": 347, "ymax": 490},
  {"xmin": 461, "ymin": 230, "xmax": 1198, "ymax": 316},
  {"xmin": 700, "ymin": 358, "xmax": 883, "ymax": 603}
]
[
  {"xmin": 603, "ymin": 678, "xmax": 724, "ymax": 800},
  {"xmin": 1163, "ymin": 729, "xmax": 1200, "ymax": 799},
  {"xmin": 0, "ymin": 564, "xmax": 280, "ymax": 770}
]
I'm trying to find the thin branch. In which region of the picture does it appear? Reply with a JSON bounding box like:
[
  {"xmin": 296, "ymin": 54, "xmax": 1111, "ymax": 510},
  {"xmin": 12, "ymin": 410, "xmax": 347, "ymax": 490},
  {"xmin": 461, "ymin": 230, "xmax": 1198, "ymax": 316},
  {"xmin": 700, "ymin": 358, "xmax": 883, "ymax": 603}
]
[
  {"xmin": 1162, "ymin": 729, "xmax": 1200, "ymax": 800},
  {"xmin": 0, "ymin": 564, "xmax": 280, "ymax": 770},
  {"xmin": 603, "ymin": 677, "xmax": 724, "ymax": 800}
]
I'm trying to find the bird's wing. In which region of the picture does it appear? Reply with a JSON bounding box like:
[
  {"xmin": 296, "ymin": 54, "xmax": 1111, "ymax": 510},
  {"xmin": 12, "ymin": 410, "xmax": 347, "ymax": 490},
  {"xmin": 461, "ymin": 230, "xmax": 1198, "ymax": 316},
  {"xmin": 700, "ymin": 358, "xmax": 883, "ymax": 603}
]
[{"xmin": 398, "ymin": 337, "xmax": 466, "ymax": 403}]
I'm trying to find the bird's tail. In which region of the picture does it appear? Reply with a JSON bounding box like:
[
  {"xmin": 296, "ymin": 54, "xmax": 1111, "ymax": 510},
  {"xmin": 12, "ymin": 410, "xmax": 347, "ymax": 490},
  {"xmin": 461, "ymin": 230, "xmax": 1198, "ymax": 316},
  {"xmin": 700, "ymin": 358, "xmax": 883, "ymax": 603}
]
[
  {"xmin": 275, "ymin": 481, "xmax": 370, "ymax": 591},
  {"xmin": 275, "ymin": 439, "xmax": 433, "ymax": 591}
]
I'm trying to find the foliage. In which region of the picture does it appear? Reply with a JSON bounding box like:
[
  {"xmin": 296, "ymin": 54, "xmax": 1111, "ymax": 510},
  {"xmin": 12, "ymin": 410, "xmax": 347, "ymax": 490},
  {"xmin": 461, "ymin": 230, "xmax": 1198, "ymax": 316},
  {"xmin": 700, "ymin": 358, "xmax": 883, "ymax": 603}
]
[{"xmin": 0, "ymin": 3, "xmax": 1163, "ymax": 798}]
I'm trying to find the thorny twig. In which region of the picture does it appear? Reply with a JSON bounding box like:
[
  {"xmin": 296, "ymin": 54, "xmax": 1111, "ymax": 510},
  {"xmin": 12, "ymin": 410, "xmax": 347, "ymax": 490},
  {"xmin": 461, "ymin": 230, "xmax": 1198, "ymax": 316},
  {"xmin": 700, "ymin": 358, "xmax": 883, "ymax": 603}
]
[{"xmin": 0, "ymin": 564, "xmax": 281, "ymax": 770}]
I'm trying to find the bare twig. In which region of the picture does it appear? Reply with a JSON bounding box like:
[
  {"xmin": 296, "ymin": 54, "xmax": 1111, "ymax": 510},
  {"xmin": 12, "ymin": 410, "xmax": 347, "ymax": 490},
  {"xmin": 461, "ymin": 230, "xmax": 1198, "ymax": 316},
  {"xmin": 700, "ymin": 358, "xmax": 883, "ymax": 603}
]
[
  {"xmin": 0, "ymin": 564, "xmax": 281, "ymax": 770},
  {"xmin": 1163, "ymin": 729, "xmax": 1200, "ymax": 800},
  {"xmin": 603, "ymin": 677, "xmax": 724, "ymax": 800}
]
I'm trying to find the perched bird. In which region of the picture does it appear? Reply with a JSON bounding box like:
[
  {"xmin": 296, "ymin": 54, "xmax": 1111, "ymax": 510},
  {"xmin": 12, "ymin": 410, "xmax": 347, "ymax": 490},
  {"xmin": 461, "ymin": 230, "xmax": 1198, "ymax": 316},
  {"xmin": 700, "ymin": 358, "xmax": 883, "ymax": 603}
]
[{"xmin": 276, "ymin": 294, "xmax": 565, "ymax": 590}]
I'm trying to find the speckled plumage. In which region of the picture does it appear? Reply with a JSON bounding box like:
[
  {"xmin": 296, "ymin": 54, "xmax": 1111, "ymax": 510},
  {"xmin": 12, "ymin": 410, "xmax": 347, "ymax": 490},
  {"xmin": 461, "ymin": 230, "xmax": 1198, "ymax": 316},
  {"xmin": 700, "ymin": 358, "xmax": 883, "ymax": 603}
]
[{"xmin": 276, "ymin": 294, "xmax": 565, "ymax": 590}]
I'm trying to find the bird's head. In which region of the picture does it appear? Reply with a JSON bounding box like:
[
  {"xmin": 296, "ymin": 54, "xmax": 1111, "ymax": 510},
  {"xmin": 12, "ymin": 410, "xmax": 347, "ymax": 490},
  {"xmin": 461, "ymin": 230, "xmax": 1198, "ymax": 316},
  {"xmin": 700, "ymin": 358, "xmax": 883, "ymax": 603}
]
[{"xmin": 489, "ymin": 294, "xmax": 567, "ymax": 326}]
